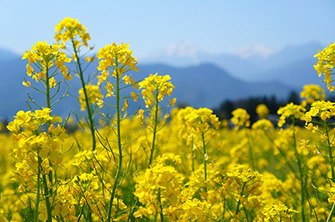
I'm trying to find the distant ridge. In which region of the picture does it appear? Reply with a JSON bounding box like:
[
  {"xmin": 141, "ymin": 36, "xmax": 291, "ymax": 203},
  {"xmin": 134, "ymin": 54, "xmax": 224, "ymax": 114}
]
[
  {"xmin": 0, "ymin": 48, "xmax": 19, "ymax": 61},
  {"xmin": 140, "ymin": 42, "xmax": 325, "ymax": 84},
  {"xmin": 137, "ymin": 63, "xmax": 293, "ymax": 108}
]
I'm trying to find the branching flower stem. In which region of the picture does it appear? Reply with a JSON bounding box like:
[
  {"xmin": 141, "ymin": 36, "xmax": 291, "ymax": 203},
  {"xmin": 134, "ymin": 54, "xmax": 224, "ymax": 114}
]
[
  {"xmin": 41, "ymin": 63, "xmax": 53, "ymax": 222},
  {"xmin": 246, "ymin": 130, "xmax": 255, "ymax": 170},
  {"xmin": 324, "ymin": 120, "xmax": 335, "ymax": 222},
  {"xmin": 149, "ymin": 88, "xmax": 159, "ymax": 167},
  {"xmin": 291, "ymin": 119, "xmax": 306, "ymax": 222},
  {"xmin": 34, "ymin": 149, "xmax": 41, "ymax": 222},
  {"xmin": 107, "ymin": 61, "xmax": 123, "ymax": 222},
  {"xmin": 71, "ymin": 38, "xmax": 96, "ymax": 151},
  {"xmin": 202, "ymin": 132, "xmax": 207, "ymax": 184},
  {"xmin": 235, "ymin": 182, "xmax": 246, "ymax": 217}
]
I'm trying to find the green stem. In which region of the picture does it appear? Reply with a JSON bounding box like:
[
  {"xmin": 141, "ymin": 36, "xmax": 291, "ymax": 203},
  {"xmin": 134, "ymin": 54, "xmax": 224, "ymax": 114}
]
[
  {"xmin": 191, "ymin": 139, "xmax": 195, "ymax": 174},
  {"xmin": 246, "ymin": 130, "xmax": 255, "ymax": 170},
  {"xmin": 324, "ymin": 121, "xmax": 335, "ymax": 181},
  {"xmin": 221, "ymin": 200, "xmax": 226, "ymax": 222},
  {"xmin": 263, "ymin": 130, "xmax": 297, "ymax": 174},
  {"xmin": 292, "ymin": 123, "xmax": 306, "ymax": 222},
  {"xmin": 149, "ymin": 89, "xmax": 159, "ymax": 167},
  {"xmin": 157, "ymin": 188, "xmax": 164, "ymax": 222},
  {"xmin": 235, "ymin": 182, "xmax": 246, "ymax": 217},
  {"xmin": 325, "ymin": 120, "xmax": 335, "ymax": 221},
  {"xmin": 327, "ymin": 203, "xmax": 335, "ymax": 222},
  {"xmin": 45, "ymin": 63, "xmax": 51, "ymax": 109},
  {"xmin": 202, "ymin": 132, "xmax": 207, "ymax": 186},
  {"xmin": 106, "ymin": 62, "xmax": 123, "ymax": 222},
  {"xmin": 42, "ymin": 171, "xmax": 52, "ymax": 222},
  {"xmin": 71, "ymin": 38, "xmax": 96, "ymax": 151},
  {"xmin": 243, "ymin": 206, "xmax": 250, "ymax": 222},
  {"xmin": 128, "ymin": 90, "xmax": 159, "ymax": 220},
  {"xmin": 34, "ymin": 149, "xmax": 41, "ymax": 222},
  {"xmin": 43, "ymin": 59, "xmax": 54, "ymax": 222}
]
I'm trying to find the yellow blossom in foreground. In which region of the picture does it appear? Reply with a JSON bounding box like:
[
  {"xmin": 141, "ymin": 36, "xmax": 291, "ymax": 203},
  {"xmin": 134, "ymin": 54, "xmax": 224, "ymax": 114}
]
[
  {"xmin": 258, "ymin": 204, "xmax": 297, "ymax": 221},
  {"xmin": 252, "ymin": 119, "xmax": 274, "ymax": 130},
  {"xmin": 54, "ymin": 17, "xmax": 91, "ymax": 47},
  {"xmin": 231, "ymin": 108, "xmax": 250, "ymax": 129},
  {"xmin": 169, "ymin": 98, "xmax": 177, "ymax": 107},
  {"xmin": 304, "ymin": 100, "xmax": 335, "ymax": 123},
  {"xmin": 97, "ymin": 43, "xmax": 139, "ymax": 82},
  {"xmin": 22, "ymin": 41, "xmax": 72, "ymax": 82},
  {"xmin": 122, "ymin": 99, "xmax": 128, "ymax": 112},
  {"xmin": 175, "ymin": 107, "xmax": 220, "ymax": 146},
  {"xmin": 314, "ymin": 42, "xmax": 335, "ymax": 92},
  {"xmin": 22, "ymin": 80, "xmax": 31, "ymax": 87},
  {"xmin": 300, "ymin": 84, "xmax": 326, "ymax": 106},
  {"xmin": 134, "ymin": 154, "xmax": 184, "ymax": 219},
  {"xmin": 277, "ymin": 103, "xmax": 306, "ymax": 127},
  {"xmin": 139, "ymin": 73, "xmax": 176, "ymax": 108},
  {"xmin": 78, "ymin": 84, "xmax": 103, "ymax": 111}
]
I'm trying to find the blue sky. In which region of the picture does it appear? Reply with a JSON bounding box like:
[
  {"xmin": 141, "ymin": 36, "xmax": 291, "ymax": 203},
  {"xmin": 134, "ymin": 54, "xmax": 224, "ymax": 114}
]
[{"xmin": 1, "ymin": 0, "xmax": 335, "ymax": 58}]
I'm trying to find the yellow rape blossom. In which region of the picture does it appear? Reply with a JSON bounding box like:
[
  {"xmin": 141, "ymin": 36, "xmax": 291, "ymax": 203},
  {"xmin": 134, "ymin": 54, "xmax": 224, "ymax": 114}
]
[
  {"xmin": 300, "ymin": 84, "xmax": 326, "ymax": 107},
  {"xmin": 122, "ymin": 99, "xmax": 128, "ymax": 112},
  {"xmin": 252, "ymin": 119, "xmax": 274, "ymax": 130},
  {"xmin": 97, "ymin": 43, "xmax": 139, "ymax": 81},
  {"xmin": 54, "ymin": 17, "xmax": 91, "ymax": 47},
  {"xmin": 231, "ymin": 108, "xmax": 250, "ymax": 129},
  {"xmin": 22, "ymin": 41, "xmax": 72, "ymax": 82},
  {"xmin": 134, "ymin": 154, "xmax": 184, "ymax": 219},
  {"xmin": 304, "ymin": 100, "xmax": 335, "ymax": 123},
  {"xmin": 78, "ymin": 84, "xmax": 103, "ymax": 111},
  {"xmin": 258, "ymin": 204, "xmax": 297, "ymax": 221},
  {"xmin": 314, "ymin": 43, "xmax": 335, "ymax": 92},
  {"xmin": 256, "ymin": 104, "xmax": 270, "ymax": 119},
  {"xmin": 139, "ymin": 73, "xmax": 176, "ymax": 108},
  {"xmin": 277, "ymin": 103, "xmax": 306, "ymax": 127}
]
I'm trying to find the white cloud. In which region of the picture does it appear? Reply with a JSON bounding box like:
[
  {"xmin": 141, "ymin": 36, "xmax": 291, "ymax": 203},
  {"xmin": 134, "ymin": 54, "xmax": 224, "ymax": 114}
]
[
  {"xmin": 165, "ymin": 42, "xmax": 201, "ymax": 57},
  {"xmin": 138, "ymin": 41, "xmax": 203, "ymax": 65},
  {"xmin": 148, "ymin": 41, "xmax": 201, "ymax": 58},
  {"xmin": 231, "ymin": 43, "xmax": 278, "ymax": 59}
]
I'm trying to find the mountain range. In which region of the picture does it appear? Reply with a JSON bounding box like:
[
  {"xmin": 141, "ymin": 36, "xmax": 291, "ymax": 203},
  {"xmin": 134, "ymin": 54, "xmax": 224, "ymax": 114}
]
[
  {"xmin": 0, "ymin": 42, "xmax": 328, "ymax": 119},
  {"xmin": 139, "ymin": 42, "xmax": 326, "ymax": 87}
]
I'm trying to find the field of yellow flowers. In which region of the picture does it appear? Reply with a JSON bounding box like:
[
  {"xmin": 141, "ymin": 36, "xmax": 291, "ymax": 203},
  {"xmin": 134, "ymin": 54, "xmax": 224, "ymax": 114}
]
[{"xmin": 1, "ymin": 17, "xmax": 335, "ymax": 222}]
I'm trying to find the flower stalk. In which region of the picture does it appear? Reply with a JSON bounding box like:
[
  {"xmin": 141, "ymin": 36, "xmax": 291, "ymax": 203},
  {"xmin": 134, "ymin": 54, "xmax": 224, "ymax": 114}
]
[{"xmin": 71, "ymin": 38, "xmax": 96, "ymax": 152}]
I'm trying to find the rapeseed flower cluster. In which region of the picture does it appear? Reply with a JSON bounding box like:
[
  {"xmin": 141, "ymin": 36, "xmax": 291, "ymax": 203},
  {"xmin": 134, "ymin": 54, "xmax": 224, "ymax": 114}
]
[
  {"xmin": 300, "ymin": 84, "xmax": 326, "ymax": 107},
  {"xmin": 139, "ymin": 73, "xmax": 176, "ymax": 108},
  {"xmin": 258, "ymin": 204, "xmax": 297, "ymax": 221},
  {"xmin": 277, "ymin": 103, "xmax": 306, "ymax": 127},
  {"xmin": 54, "ymin": 17, "xmax": 91, "ymax": 48},
  {"xmin": 175, "ymin": 107, "xmax": 220, "ymax": 146},
  {"xmin": 97, "ymin": 42, "xmax": 139, "ymax": 81},
  {"xmin": 304, "ymin": 100, "xmax": 335, "ymax": 122},
  {"xmin": 256, "ymin": 104, "xmax": 270, "ymax": 119},
  {"xmin": 314, "ymin": 42, "xmax": 335, "ymax": 91},
  {"xmin": 22, "ymin": 41, "xmax": 72, "ymax": 84},
  {"xmin": 252, "ymin": 119, "xmax": 274, "ymax": 130},
  {"xmin": 78, "ymin": 84, "xmax": 103, "ymax": 111},
  {"xmin": 231, "ymin": 108, "xmax": 250, "ymax": 129}
]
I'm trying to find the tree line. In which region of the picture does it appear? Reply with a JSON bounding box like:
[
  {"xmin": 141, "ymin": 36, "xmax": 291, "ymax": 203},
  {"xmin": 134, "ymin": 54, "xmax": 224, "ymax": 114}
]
[{"xmin": 212, "ymin": 91, "xmax": 303, "ymax": 124}]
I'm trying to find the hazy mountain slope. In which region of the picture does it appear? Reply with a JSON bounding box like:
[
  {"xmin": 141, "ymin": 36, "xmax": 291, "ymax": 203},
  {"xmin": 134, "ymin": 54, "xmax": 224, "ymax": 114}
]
[
  {"xmin": 140, "ymin": 42, "xmax": 325, "ymax": 82},
  {"xmin": 250, "ymin": 57, "xmax": 323, "ymax": 88},
  {"xmin": 0, "ymin": 48, "xmax": 19, "ymax": 61},
  {"xmin": 257, "ymin": 42, "xmax": 322, "ymax": 70},
  {"xmin": 137, "ymin": 64, "xmax": 293, "ymax": 108}
]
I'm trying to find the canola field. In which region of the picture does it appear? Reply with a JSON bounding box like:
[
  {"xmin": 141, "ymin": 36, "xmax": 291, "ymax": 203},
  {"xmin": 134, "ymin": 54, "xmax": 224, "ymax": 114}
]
[{"xmin": 1, "ymin": 17, "xmax": 335, "ymax": 222}]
